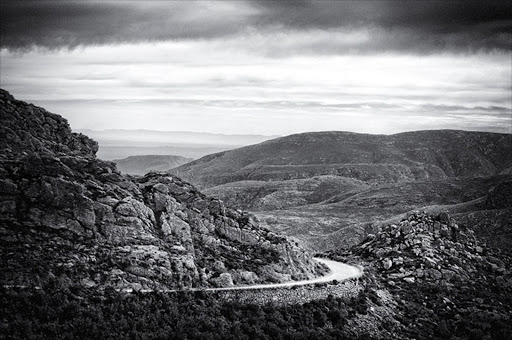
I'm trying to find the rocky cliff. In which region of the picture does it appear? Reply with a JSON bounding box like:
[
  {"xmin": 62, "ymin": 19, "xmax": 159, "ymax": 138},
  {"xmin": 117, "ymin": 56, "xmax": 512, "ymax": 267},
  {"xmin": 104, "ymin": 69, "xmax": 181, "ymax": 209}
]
[
  {"xmin": 327, "ymin": 211, "xmax": 512, "ymax": 339},
  {"xmin": 352, "ymin": 211, "xmax": 499, "ymax": 286},
  {"xmin": 0, "ymin": 89, "xmax": 325, "ymax": 291}
]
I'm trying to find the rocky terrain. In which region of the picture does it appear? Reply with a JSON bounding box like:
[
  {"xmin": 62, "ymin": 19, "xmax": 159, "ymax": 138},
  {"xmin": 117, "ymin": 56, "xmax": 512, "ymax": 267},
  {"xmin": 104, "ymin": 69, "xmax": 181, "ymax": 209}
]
[
  {"xmin": 113, "ymin": 155, "xmax": 193, "ymax": 175},
  {"xmin": 2, "ymin": 208, "xmax": 511, "ymax": 339},
  {"xmin": 353, "ymin": 211, "xmax": 496, "ymax": 285},
  {"xmin": 327, "ymin": 211, "xmax": 512, "ymax": 339},
  {"xmin": 373, "ymin": 179, "xmax": 512, "ymax": 253},
  {"xmin": 170, "ymin": 131, "xmax": 512, "ymax": 251},
  {"xmin": 0, "ymin": 89, "xmax": 326, "ymax": 292}
]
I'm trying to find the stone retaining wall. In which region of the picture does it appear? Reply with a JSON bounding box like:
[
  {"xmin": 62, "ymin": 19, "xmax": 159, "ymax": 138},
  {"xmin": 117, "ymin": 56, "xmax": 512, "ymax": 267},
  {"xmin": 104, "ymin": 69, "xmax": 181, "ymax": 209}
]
[{"xmin": 211, "ymin": 278, "xmax": 362, "ymax": 306}]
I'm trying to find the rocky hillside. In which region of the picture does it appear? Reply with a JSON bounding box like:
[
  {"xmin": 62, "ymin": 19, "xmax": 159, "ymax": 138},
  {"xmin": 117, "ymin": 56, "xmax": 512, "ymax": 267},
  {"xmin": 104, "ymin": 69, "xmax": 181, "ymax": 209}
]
[
  {"xmin": 0, "ymin": 89, "xmax": 326, "ymax": 291},
  {"xmin": 169, "ymin": 131, "xmax": 512, "ymax": 252},
  {"xmin": 172, "ymin": 130, "xmax": 512, "ymax": 188},
  {"xmin": 327, "ymin": 211, "xmax": 512, "ymax": 339},
  {"xmin": 370, "ymin": 178, "xmax": 512, "ymax": 253},
  {"xmin": 354, "ymin": 211, "xmax": 487, "ymax": 285},
  {"xmin": 205, "ymin": 173, "xmax": 512, "ymax": 252},
  {"xmin": 113, "ymin": 155, "xmax": 193, "ymax": 175}
]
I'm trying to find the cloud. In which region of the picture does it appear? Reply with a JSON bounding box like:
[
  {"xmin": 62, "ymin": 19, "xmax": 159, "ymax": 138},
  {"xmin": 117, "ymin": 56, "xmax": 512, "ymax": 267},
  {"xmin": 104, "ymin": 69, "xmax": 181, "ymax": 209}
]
[
  {"xmin": 1, "ymin": 0, "xmax": 510, "ymax": 54},
  {"xmin": 0, "ymin": 1, "xmax": 255, "ymax": 50},
  {"xmin": 247, "ymin": 0, "xmax": 512, "ymax": 54},
  {"xmin": 1, "ymin": 36, "xmax": 510, "ymax": 135}
]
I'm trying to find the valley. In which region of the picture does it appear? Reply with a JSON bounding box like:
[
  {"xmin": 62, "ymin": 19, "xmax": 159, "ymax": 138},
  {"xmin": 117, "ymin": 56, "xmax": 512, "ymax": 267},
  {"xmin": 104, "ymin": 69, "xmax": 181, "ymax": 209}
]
[
  {"xmin": 1, "ymin": 90, "xmax": 511, "ymax": 340},
  {"xmin": 3, "ymin": 0, "xmax": 511, "ymax": 338},
  {"xmin": 170, "ymin": 131, "xmax": 512, "ymax": 252}
]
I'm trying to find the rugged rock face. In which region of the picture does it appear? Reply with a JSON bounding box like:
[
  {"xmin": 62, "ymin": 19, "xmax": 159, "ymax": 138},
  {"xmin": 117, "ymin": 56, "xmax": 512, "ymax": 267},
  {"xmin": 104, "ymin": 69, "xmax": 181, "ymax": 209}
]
[
  {"xmin": 0, "ymin": 89, "xmax": 325, "ymax": 291},
  {"xmin": 326, "ymin": 211, "xmax": 512, "ymax": 339},
  {"xmin": 352, "ymin": 211, "xmax": 510, "ymax": 287}
]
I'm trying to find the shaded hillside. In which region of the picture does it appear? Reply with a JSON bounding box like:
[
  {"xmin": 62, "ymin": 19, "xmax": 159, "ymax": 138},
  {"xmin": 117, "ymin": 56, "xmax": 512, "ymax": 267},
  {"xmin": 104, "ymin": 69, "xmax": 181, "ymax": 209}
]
[
  {"xmin": 327, "ymin": 211, "xmax": 512, "ymax": 340},
  {"xmin": 207, "ymin": 171, "xmax": 512, "ymax": 252},
  {"xmin": 113, "ymin": 155, "xmax": 193, "ymax": 175},
  {"xmin": 172, "ymin": 130, "xmax": 512, "ymax": 188},
  {"xmin": 0, "ymin": 89, "xmax": 325, "ymax": 291},
  {"xmin": 204, "ymin": 176, "xmax": 369, "ymax": 211}
]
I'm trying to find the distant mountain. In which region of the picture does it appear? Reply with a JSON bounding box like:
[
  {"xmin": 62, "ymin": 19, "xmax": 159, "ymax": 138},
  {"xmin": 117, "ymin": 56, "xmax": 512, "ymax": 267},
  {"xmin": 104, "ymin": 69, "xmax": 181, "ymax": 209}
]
[
  {"xmin": 170, "ymin": 130, "xmax": 512, "ymax": 251},
  {"xmin": 0, "ymin": 89, "xmax": 325, "ymax": 291},
  {"xmin": 113, "ymin": 155, "xmax": 193, "ymax": 175},
  {"xmin": 95, "ymin": 145, "xmax": 238, "ymax": 161},
  {"xmin": 172, "ymin": 130, "xmax": 512, "ymax": 188},
  {"xmin": 77, "ymin": 129, "xmax": 279, "ymax": 161},
  {"xmin": 77, "ymin": 129, "xmax": 280, "ymax": 146}
]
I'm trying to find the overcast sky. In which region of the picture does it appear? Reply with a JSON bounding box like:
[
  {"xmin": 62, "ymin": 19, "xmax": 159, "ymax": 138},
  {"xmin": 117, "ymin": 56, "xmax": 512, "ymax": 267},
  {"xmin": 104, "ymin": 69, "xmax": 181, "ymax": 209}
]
[{"xmin": 1, "ymin": 0, "xmax": 511, "ymax": 135}]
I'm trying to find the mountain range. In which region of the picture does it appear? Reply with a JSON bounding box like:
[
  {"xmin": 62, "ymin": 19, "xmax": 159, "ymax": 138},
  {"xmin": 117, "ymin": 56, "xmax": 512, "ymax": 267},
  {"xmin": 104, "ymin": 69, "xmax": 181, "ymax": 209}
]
[
  {"xmin": 1, "ymin": 89, "xmax": 511, "ymax": 339},
  {"xmin": 77, "ymin": 129, "xmax": 278, "ymax": 161},
  {"xmin": 170, "ymin": 130, "xmax": 512, "ymax": 251}
]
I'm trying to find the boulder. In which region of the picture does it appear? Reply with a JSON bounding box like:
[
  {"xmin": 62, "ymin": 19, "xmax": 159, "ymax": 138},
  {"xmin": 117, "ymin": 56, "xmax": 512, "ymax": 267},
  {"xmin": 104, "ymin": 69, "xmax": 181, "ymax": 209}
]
[{"xmin": 211, "ymin": 273, "xmax": 234, "ymax": 288}]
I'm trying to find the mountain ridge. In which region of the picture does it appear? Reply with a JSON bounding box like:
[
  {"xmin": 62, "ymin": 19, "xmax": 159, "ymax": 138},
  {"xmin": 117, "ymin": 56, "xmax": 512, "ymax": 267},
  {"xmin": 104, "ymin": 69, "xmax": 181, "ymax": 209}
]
[
  {"xmin": 171, "ymin": 129, "xmax": 512, "ymax": 188},
  {"xmin": 113, "ymin": 155, "xmax": 193, "ymax": 176},
  {"xmin": 0, "ymin": 89, "xmax": 325, "ymax": 291},
  {"xmin": 170, "ymin": 129, "xmax": 512, "ymax": 251}
]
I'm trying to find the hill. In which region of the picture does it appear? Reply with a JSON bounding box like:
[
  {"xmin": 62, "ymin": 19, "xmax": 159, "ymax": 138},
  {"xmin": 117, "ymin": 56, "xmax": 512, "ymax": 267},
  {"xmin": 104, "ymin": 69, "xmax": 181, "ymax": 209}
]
[
  {"xmin": 171, "ymin": 130, "xmax": 512, "ymax": 188},
  {"xmin": 170, "ymin": 130, "xmax": 512, "ymax": 251},
  {"xmin": 325, "ymin": 211, "xmax": 512, "ymax": 339},
  {"xmin": 113, "ymin": 155, "xmax": 193, "ymax": 175},
  {"xmin": 0, "ymin": 89, "xmax": 326, "ymax": 291},
  {"xmin": 383, "ymin": 180, "xmax": 512, "ymax": 252},
  {"xmin": 3, "ymin": 211, "xmax": 511, "ymax": 340}
]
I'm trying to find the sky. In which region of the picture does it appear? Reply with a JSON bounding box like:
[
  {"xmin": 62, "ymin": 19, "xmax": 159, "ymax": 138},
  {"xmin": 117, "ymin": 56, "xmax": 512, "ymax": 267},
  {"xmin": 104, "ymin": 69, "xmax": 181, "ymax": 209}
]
[{"xmin": 1, "ymin": 0, "xmax": 511, "ymax": 136}]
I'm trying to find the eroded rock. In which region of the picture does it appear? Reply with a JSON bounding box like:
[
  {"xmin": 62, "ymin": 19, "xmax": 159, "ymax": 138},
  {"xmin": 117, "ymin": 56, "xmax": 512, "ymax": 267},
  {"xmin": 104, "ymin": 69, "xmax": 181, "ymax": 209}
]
[{"xmin": 0, "ymin": 89, "xmax": 326, "ymax": 290}]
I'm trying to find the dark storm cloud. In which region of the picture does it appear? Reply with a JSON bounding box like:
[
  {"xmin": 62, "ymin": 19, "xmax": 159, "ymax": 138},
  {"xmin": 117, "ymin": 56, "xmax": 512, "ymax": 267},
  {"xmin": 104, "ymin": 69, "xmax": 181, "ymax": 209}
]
[
  {"xmin": 1, "ymin": 0, "xmax": 511, "ymax": 53},
  {"xmin": 0, "ymin": 1, "xmax": 248, "ymax": 50},
  {"xmin": 251, "ymin": 0, "xmax": 512, "ymax": 53},
  {"xmin": 252, "ymin": 0, "xmax": 512, "ymax": 32}
]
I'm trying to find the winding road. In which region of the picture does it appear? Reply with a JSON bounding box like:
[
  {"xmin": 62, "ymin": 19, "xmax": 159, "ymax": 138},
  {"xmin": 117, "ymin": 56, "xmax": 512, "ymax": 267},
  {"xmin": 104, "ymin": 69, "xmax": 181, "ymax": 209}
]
[
  {"xmin": 195, "ymin": 257, "xmax": 363, "ymax": 292},
  {"xmin": 131, "ymin": 258, "xmax": 362, "ymax": 293}
]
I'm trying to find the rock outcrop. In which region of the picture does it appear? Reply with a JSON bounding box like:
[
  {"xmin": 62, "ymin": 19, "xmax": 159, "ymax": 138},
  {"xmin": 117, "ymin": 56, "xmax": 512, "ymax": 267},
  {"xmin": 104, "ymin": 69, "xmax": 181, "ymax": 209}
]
[
  {"xmin": 352, "ymin": 211, "xmax": 510, "ymax": 287},
  {"xmin": 0, "ymin": 89, "xmax": 326, "ymax": 291},
  {"xmin": 327, "ymin": 211, "xmax": 512, "ymax": 340}
]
